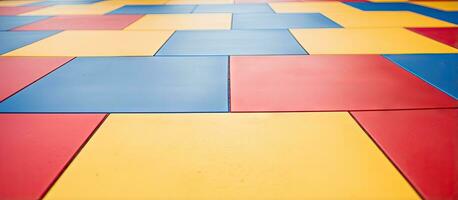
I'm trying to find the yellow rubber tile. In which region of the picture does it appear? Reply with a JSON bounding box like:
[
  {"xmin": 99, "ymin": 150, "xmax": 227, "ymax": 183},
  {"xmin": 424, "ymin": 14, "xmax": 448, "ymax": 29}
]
[
  {"xmin": 125, "ymin": 14, "xmax": 232, "ymax": 30},
  {"xmin": 0, "ymin": 0, "xmax": 40, "ymax": 6},
  {"xmin": 44, "ymin": 113, "xmax": 419, "ymax": 199},
  {"xmin": 269, "ymin": 2, "xmax": 360, "ymax": 14},
  {"xmin": 20, "ymin": 4, "xmax": 123, "ymax": 15},
  {"xmin": 95, "ymin": 0, "xmax": 167, "ymax": 6},
  {"xmin": 166, "ymin": 0, "xmax": 234, "ymax": 4},
  {"xmin": 4, "ymin": 30, "xmax": 173, "ymax": 57},
  {"xmin": 369, "ymin": 0, "xmax": 407, "ymax": 2},
  {"xmin": 325, "ymin": 11, "xmax": 456, "ymax": 27},
  {"xmin": 290, "ymin": 28, "xmax": 458, "ymax": 54},
  {"xmin": 412, "ymin": 1, "xmax": 458, "ymax": 11}
]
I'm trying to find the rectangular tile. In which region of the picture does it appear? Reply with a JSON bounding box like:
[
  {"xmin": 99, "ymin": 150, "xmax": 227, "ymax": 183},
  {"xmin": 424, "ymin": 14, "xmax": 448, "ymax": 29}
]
[
  {"xmin": 345, "ymin": 2, "xmax": 458, "ymax": 24},
  {"xmin": 157, "ymin": 30, "xmax": 306, "ymax": 55},
  {"xmin": 14, "ymin": 15, "xmax": 143, "ymax": 30},
  {"xmin": 43, "ymin": 112, "xmax": 418, "ymax": 199},
  {"xmin": 232, "ymin": 13, "xmax": 341, "ymax": 29},
  {"xmin": 21, "ymin": 4, "xmax": 123, "ymax": 15},
  {"xmin": 324, "ymin": 11, "xmax": 456, "ymax": 27},
  {"xmin": 26, "ymin": 0, "xmax": 102, "ymax": 6},
  {"xmin": 230, "ymin": 55, "xmax": 457, "ymax": 111},
  {"xmin": 269, "ymin": 2, "xmax": 361, "ymax": 14},
  {"xmin": 0, "ymin": 56, "xmax": 229, "ymax": 112},
  {"xmin": 290, "ymin": 28, "xmax": 458, "ymax": 54},
  {"xmin": 194, "ymin": 4, "xmax": 274, "ymax": 13},
  {"xmin": 4, "ymin": 30, "xmax": 173, "ymax": 57},
  {"xmin": 125, "ymin": 13, "xmax": 231, "ymax": 30},
  {"xmin": 109, "ymin": 5, "xmax": 195, "ymax": 14}
]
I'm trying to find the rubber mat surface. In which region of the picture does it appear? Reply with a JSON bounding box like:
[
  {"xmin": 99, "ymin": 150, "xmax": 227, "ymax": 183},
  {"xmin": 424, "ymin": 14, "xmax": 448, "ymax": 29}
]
[
  {"xmin": 44, "ymin": 113, "xmax": 419, "ymax": 199},
  {"xmin": 230, "ymin": 55, "xmax": 457, "ymax": 111},
  {"xmin": 0, "ymin": 0, "xmax": 457, "ymax": 199},
  {"xmin": 0, "ymin": 56, "xmax": 229, "ymax": 112}
]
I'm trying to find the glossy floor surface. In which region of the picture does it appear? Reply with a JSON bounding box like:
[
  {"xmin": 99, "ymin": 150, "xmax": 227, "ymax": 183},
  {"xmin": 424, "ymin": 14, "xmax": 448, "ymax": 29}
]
[{"xmin": 0, "ymin": 0, "xmax": 457, "ymax": 199}]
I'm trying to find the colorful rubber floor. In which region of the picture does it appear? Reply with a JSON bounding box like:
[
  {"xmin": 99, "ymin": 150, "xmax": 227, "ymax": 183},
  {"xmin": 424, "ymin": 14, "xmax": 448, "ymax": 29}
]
[{"xmin": 0, "ymin": 0, "xmax": 457, "ymax": 199}]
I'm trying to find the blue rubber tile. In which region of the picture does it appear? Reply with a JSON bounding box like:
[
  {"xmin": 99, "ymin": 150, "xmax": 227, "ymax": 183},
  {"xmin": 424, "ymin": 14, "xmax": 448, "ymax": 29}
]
[
  {"xmin": 0, "ymin": 31, "xmax": 57, "ymax": 55},
  {"xmin": 109, "ymin": 5, "xmax": 196, "ymax": 14},
  {"xmin": 385, "ymin": 54, "xmax": 458, "ymax": 100},
  {"xmin": 0, "ymin": 56, "xmax": 229, "ymax": 113},
  {"xmin": 156, "ymin": 30, "xmax": 306, "ymax": 55},
  {"xmin": 345, "ymin": 2, "xmax": 458, "ymax": 24},
  {"xmin": 26, "ymin": 0, "xmax": 102, "ymax": 6},
  {"xmin": 193, "ymin": 4, "xmax": 273, "ymax": 13},
  {"xmin": 345, "ymin": 2, "xmax": 412, "ymax": 11},
  {"xmin": 232, "ymin": 13, "xmax": 341, "ymax": 30},
  {"xmin": 0, "ymin": 16, "xmax": 49, "ymax": 31}
]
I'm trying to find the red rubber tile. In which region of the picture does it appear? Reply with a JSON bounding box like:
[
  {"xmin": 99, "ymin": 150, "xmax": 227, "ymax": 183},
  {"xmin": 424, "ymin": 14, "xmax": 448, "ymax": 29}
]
[
  {"xmin": 351, "ymin": 109, "xmax": 458, "ymax": 200},
  {"xmin": 0, "ymin": 114, "xmax": 106, "ymax": 200},
  {"xmin": 14, "ymin": 15, "xmax": 143, "ymax": 30},
  {"xmin": 0, "ymin": 6, "xmax": 46, "ymax": 16},
  {"xmin": 230, "ymin": 55, "xmax": 458, "ymax": 112},
  {"xmin": 409, "ymin": 27, "xmax": 458, "ymax": 48},
  {"xmin": 0, "ymin": 57, "xmax": 73, "ymax": 102}
]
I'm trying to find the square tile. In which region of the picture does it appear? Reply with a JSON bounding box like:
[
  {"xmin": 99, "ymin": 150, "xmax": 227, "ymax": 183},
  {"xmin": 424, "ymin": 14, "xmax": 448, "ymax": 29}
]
[
  {"xmin": 0, "ymin": 16, "xmax": 48, "ymax": 30},
  {"xmin": 352, "ymin": 109, "xmax": 458, "ymax": 200},
  {"xmin": 0, "ymin": 56, "xmax": 229, "ymax": 112},
  {"xmin": 324, "ymin": 11, "xmax": 456, "ymax": 27},
  {"xmin": 157, "ymin": 30, "xmax": 306, "ymax": 55},
  {"xmin": 14, "ymin": 15, "xmax": 143, "ymax": 30},
  {"xmin": 408, "ymin": 27, "xmax": 458, "ymax": 48},
  {"xmin": 412, "ymin": 1, "xmax": 458, "ymax": 11},
  {"xmin": 125, "ymin": 14, "xmax": 231, "ymax": 30},
  {"xmin": 194, "ymin": 4, "xmax": 274, "ymax": 13},
  {"xmin": 290, "ymin": 28, "xmax": 458, "ymax": 54},
  {"xmin": 0, "ymin": 6, "xmax": 46, "ymax": 16},
  {"xmin": 0, "ymin": 57, "xmax": 72, "ymax": 101},
  {"xmin": 269, "ymin": 2, "xmax": 361, "ymax": 14},
  {"xmin": 230, "ymin": 55, "xmax": 458, "ymax": 111},
  {"xmin": 166, "ymin": 0, "xmax": 234, "ymax": 4},
  {"xmin": 385, "ymin": 54, "xmax": 458, "ymax": 99},
  {"xmin": 4, "ymin": 30, "xmax": 173, "ymax": 57},
  {"xmin": 21, "ymin": 4, "xmax": 123, "ymax": 15},
  {"xmin": 232, "ymin": 13, "xmax": 341, "ymax": 29},
  {"xmin": 0, "ymin": 31, "xmax": 57, "ymax": 55},
  {"xmin": 109, "ymin": 5, "xmax": 195, "ymax": 14},
  {"xmin": 44, "ymin": 112, "xmax": 418, "ymax": 199},
  {"xmin": 0, "ymin": 114, "xmax": 105, "ymax": 200}
]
